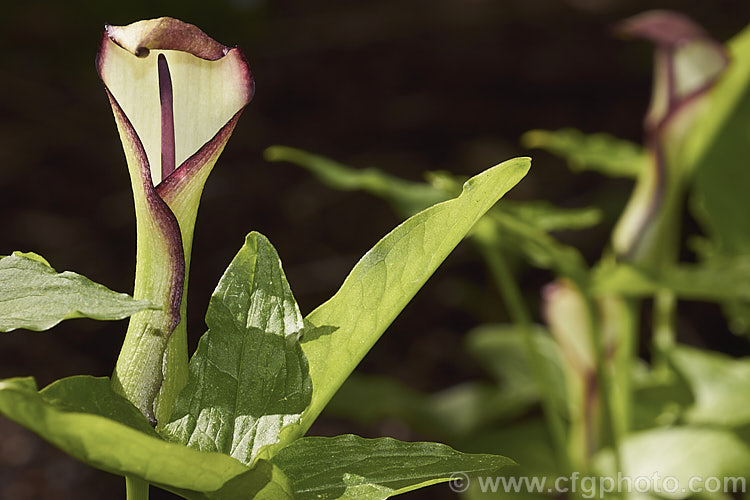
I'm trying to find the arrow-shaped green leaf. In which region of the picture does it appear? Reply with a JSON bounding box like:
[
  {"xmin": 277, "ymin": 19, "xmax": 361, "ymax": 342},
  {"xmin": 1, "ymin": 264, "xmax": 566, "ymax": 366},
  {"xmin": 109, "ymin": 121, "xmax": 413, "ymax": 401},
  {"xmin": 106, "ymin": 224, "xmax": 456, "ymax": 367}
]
[
  {"xmin": 298, "ymin": 157, "xmax": 530, "ymax": 434},
  {"xmin": 0, "ymin": 252, "xmax": 154, "ymax": 332},
  {"xmin": 271, "ymin": 434, "xmax": 515, "ymax": 500},
  {"xmin": 0, "ymin": 376, "xmax": 291, "ymax": 498},
  {"xmin": 162, "ymin": 232, "xmax": 312, "ymax": 465}
]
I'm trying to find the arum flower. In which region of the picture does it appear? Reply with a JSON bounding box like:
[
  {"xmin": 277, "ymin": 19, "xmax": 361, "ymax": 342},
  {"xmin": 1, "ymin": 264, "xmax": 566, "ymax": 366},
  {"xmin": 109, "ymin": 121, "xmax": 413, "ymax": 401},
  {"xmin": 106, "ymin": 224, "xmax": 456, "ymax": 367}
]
[
  {"xmin": 612, "ymin": 11, "xmax": 728, "ymax": 263},
  {"xmin": 97, "ymin": 18, "xmax": 254, "ymax": 424}
]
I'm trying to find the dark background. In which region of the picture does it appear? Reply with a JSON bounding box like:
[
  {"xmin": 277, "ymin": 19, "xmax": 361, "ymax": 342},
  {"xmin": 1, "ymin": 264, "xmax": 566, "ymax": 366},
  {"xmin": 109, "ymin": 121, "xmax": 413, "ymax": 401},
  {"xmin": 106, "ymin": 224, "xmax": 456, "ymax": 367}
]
[{"xmin": 1, "ymin": 0, "xmax": 749, "ymax": 498}]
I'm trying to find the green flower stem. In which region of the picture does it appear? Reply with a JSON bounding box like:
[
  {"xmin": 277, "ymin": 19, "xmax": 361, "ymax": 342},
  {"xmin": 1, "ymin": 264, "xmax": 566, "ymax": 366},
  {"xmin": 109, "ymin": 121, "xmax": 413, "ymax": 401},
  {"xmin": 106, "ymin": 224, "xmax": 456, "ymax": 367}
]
[
  {"xmin": 473, "ymin": 226, "xmax": 571, "ymax": 476},
  {"xmin": 653, "ymin": 291, "xmax": 676, "ymax": 368},
  {"xmin": 582, "ymin": 291, "xmax": 624, "ymax": 487},
  {"xmin": 611, "ymin": 298, "xmax": 639, "ymax": 437},
  {"xmin": 113, "ymin": 193, "xmax": 203, "ymax": 426},
  {"xmin": 125, "ymin": 477, "xmax": 149, "ymax": 500},
  {"xmin": 109, "ymin": 192, "xmax": 188, "ymax": 425},
  {"xmin": 646, "ymin": 177, "xmax": 682, "ymax": 373}
]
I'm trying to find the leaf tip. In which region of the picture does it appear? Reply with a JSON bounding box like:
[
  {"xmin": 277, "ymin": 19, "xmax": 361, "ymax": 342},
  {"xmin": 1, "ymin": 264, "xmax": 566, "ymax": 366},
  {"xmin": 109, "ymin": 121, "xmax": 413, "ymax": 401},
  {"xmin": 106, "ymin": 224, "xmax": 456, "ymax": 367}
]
[
  {"xmin": 11, "ymin": 251, "xmax": 52, "ymax": 268},
  {"xmin": 263, "ymin": 146, "xmax": 285, "ymax": 162}
]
